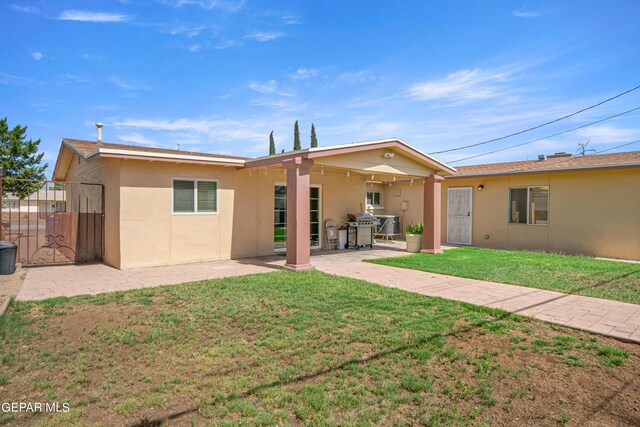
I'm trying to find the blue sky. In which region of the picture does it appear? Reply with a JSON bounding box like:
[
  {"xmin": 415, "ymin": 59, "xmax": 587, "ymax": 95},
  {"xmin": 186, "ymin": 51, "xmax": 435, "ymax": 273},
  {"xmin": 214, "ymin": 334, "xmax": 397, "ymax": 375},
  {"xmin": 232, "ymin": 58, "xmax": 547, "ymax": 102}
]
[{"xmin": 2, "ymin": 0, "xmax": 640, "ymax": 176}]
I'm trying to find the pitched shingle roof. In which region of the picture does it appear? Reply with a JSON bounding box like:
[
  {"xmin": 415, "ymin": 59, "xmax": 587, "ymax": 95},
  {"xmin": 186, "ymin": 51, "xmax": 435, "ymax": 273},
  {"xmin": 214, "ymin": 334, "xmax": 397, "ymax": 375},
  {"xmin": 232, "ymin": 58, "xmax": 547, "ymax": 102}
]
[
  {"xmin": 451, "ymin": 151, "xmax": 640, "ymax": 177},
  {"xmin": 63, "ymin": 138, "xmax": 247, "ymax": 161}
]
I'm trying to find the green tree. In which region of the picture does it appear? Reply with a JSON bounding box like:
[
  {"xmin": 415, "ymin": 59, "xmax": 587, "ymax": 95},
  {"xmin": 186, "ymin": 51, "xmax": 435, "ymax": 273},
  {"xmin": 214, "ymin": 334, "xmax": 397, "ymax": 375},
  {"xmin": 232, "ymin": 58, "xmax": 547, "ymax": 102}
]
[
  {"xmin": 310, "ymin": 123, "xmax": 318, "ymax": 148},
  {"xmin": 0, "ymin": 118, "xmax": 47, "ymax": 199},
  {"xmin": 269, "ymin": 131, "xmax": 276, "ymax": 155},
  {"xmin": 293, "ymin": 120, "xmax": 301, "ymax": 151}
]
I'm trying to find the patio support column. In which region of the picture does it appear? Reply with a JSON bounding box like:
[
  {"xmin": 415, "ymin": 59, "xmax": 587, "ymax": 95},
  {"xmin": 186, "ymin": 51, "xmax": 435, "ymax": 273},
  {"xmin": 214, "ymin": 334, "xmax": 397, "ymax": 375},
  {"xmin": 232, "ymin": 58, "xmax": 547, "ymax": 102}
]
[
  {"xmin": 283, "ymin": 157, "xmax": 315, "ymax": 271},
  {"xmin": 421, "ymin": 174, "xmax": 444, "ymax": 254}
]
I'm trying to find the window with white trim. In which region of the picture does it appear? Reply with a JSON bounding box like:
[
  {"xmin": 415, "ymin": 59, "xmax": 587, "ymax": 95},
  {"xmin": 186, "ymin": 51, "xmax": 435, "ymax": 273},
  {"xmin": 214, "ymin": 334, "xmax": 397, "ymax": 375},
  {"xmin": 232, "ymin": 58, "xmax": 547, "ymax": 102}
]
[
  {"xmin": 509, "ymin": 186, "xmax": 548, "ymax": 225},
  {"xmin": 366, "ymin": 191, "xmax": 382, "ymax": 207},
  {"xmin": 173, "ymin": 179, "xmax": 218, "ymax": 213}
]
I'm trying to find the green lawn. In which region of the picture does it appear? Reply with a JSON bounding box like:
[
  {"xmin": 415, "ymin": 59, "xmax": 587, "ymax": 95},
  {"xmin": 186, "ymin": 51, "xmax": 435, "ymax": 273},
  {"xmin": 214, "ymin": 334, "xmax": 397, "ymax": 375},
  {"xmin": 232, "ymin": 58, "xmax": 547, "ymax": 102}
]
[
  {"xmin": 0, "ymin": 271, "xmax": 636, "ymax": 426},
  {"xmin": 368, "ymin": 247, "xmax": 640, "ymax": 304}
]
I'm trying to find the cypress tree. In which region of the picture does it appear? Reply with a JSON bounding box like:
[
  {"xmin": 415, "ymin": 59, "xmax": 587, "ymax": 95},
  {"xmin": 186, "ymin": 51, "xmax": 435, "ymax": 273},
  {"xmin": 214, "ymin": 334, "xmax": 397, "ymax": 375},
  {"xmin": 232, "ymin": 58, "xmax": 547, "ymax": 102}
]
[
  {"xmin": 268, "ymin": 131, "xmax": 275, "ymax": 155},
  {"xmin": 310, "ymin": 123, "xmax": 318, "ymax": 148},
  {"xmin": 293, "ymin": 120, "xmax": 301, "ymax": 151}
]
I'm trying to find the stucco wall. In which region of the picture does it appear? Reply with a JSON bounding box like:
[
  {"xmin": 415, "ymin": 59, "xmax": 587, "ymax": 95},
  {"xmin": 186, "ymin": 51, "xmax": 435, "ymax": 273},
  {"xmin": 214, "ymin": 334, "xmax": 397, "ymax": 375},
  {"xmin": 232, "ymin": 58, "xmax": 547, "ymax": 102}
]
[
  {"xmin": 442, "ymin": 168, "xmax": 640, "ymax": 260},
  {"xmin": 115, "ymin": 161, "xmax": 369, "ymax": 269}
]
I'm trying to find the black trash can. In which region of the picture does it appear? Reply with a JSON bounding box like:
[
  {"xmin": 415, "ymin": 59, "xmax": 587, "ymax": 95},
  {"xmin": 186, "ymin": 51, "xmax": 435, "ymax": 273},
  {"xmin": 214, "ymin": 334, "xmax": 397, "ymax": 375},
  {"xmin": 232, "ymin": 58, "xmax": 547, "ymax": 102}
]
[{"xmin": 0, "ymin": 241, "xmax": 18, "ymax": 275}]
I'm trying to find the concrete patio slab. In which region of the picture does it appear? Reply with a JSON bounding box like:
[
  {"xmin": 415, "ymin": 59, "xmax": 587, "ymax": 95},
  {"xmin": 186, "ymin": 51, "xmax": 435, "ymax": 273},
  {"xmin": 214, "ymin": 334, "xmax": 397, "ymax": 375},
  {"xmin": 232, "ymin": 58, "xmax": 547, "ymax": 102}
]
[{"xmin": 17, "ymin": 259, "xmax": 277, "ymax": 301}]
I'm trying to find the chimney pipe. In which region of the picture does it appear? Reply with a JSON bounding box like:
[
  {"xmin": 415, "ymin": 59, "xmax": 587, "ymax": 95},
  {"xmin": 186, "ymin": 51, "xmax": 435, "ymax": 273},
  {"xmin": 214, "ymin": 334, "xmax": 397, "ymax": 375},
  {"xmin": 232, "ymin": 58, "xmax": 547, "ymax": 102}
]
[{"xmin": 95, "ymin": 122, "xmax": 104, "ymax": 144}]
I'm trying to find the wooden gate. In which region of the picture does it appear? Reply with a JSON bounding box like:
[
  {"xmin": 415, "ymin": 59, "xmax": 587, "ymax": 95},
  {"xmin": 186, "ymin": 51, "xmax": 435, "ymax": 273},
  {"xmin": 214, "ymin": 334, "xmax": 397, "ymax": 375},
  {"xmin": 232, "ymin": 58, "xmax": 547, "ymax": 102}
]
[{"xmin": 0, "ymin": 178, "xmax": 104, "ymax": 266}]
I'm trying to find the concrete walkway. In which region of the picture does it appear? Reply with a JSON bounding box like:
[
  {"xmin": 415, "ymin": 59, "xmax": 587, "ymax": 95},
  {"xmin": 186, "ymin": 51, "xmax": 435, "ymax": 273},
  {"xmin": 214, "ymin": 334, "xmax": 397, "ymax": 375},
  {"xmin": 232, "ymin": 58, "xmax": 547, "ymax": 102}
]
[
  {"xmin": 17, "ymin": 259, "xmax": 276, "ymax": 301},
  {"xmin": 15, "ymin": 242, "xmax": 640, "ymax": 343},
  {"xmin": 304, "ymin": 247, "xmax": 640, "ymax": 343}
]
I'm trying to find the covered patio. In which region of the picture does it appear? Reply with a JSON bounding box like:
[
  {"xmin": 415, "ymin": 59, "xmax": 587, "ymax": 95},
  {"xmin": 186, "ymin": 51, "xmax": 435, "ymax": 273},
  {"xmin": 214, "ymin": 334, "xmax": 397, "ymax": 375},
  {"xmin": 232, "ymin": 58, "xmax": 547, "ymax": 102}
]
[{"xmin": 244, "ymin": 139, "xmax": 456, "ymax": 271}]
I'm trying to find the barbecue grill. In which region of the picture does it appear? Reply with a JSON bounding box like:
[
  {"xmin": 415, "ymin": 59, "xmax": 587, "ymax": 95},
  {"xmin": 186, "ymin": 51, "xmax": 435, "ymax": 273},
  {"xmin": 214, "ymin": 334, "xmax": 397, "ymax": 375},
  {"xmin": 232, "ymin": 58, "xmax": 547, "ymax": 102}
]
[{"xmin": 345, "ymin": 213, "xmax": 380, "ymax": 249}]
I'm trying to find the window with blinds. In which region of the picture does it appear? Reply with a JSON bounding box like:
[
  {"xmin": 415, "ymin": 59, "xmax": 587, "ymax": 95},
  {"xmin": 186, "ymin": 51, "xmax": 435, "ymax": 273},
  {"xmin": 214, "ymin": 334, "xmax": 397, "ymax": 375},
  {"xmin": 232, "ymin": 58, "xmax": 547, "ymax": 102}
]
[
  {"xmin": 197, "ymin": 181, "xmax": 217, "ymax": 212},
  {"xmin": 173, "ymin": 179, "xmax": 217, "ymax": 213}
]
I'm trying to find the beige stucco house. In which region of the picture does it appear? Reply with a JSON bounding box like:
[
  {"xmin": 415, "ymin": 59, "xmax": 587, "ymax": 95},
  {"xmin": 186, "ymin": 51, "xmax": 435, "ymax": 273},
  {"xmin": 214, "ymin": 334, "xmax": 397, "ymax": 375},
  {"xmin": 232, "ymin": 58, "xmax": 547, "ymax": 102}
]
[
  {"xmin": 439, "ymin": 151, "xmax": 640, "ymax": 260},
  {"xmin": 51, "ymin": 138, "xmax": 640, "ymax": 269},
  {"xmin": 52, "ymin": 138, "xmax": 455, "ymax": 270}
]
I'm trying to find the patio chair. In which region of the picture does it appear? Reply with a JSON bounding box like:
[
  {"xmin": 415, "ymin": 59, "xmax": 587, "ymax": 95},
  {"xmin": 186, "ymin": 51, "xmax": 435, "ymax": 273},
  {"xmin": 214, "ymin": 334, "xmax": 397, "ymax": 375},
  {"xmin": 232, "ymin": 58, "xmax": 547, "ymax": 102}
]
[{"xmin": 324, "ymin": 219, "xmax": 339, "ymax": 250}]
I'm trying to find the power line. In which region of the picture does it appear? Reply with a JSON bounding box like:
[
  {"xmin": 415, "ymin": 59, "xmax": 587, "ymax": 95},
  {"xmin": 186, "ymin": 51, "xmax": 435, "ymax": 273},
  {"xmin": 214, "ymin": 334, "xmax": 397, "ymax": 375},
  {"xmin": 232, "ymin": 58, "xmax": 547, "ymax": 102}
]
[
  {"xmin": 449, "ymin": 106, "xmax": 640, "ymax": 163},
  {"xmin": 429, "ymin": 84, "xmax": 640, "ymax": 155}
]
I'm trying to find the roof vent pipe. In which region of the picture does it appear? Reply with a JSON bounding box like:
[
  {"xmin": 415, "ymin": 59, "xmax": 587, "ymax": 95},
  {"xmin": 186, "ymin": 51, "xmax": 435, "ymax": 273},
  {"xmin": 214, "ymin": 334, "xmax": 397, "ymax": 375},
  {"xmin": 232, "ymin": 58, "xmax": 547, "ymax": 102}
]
[{"xmin": 96, "ymin": 122, "xmax": 104, "ymax": 144}]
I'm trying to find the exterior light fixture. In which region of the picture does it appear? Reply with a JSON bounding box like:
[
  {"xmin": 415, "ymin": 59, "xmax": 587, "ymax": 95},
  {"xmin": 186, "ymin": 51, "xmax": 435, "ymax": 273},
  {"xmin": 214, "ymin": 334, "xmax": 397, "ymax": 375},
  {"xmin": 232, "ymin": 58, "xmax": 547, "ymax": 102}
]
[{"xmin": 477, "ymin": 184, "xmax": 484, "ymax": 191}]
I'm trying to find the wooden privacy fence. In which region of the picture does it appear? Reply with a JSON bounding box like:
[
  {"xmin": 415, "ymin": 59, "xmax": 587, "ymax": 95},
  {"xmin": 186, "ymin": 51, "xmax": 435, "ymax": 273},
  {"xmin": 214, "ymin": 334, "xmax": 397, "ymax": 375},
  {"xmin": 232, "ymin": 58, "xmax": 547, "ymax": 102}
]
[{"xmin": 0, "ymin": 178, "xmax": 104, "ymax": 266}]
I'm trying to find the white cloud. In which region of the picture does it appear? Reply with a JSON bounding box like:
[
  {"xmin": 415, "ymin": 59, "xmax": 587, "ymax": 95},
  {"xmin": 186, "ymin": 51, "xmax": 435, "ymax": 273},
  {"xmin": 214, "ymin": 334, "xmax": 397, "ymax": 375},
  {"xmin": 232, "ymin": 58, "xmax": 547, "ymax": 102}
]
[
  {"xmin": 512, "ymin": 7, "xmax": 542, "ymax": 18},
  {"xmin": 117, "ymin": 133, "xmax": 159, "ymax": 146},
  {"xmin": 11, "ymin": 4, "xmax": 39, "ymax": 14},
  {"xmin": 408, "ymin": 68, "xmax": 511, "ymax": 102},
  {"xmin": 81, "ymin": 53, "xmax": 104, "ymax": 61},
  {"xmin": 290, "ymin": 68, "xmax": 318, "ymax": 80},
  {"xmin": 214, "ymin": 39, "xmax": 237, "ymax": 49},
  {"xmin": 249, "ymin": 98, "xmax": 306, "ymax": 112},
  {"xmin": 249, "ymin": 80, "xmax": 294, "ymax": 97},
  {"xmin": 56, "ymin": 74, "xmax": 93, "ymax": 89},
  {"xmin": 249, "ymin": 80, "xmax": 278, "ymax": 94},
  {"xmin": 109, "ymin": 77, "xmax": 153, "ymax": 91},
  {"xmin": 160, "ymin": 0, "xmax": 244, "ymax": 12},
  {"xmin": 166, "ymin": 24, "xmax": 206, "ymax": 37},
  {"xmin": 339, "ymin": 70, "xmax": 381, "ymax": 83},
  {"xmin": 281, "ymin": 14, "xmax": 300, "ymax": 25},
  {"xmin": 187, "ymin": 44, "xmax": 202, "ymax": 52},
  {"xmin": 58, "ymin": 10, "xmax": 133, "ymax": 23},
  {"xmin": 31, "ymin": 51, "xmax": 43, "ymax": 60},
  {"xmin": 244, "ymin": 31, "xmax": 284, "ymax": 42},
  {"xmin": 0, "ymin": 72, "xmax": 41, "ymax": 86},
  {"xmin": 113, "ymin": 117, "xmax": 269, "ymax": 144},
  {"xmin": 573, "ymin": 125, "xmax": 640, "ymax": 144}
]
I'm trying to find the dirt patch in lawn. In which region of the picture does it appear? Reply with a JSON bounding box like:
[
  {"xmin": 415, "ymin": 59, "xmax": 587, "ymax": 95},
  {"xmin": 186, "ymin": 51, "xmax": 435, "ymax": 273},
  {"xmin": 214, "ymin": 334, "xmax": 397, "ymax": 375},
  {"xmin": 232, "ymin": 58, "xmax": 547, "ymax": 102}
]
[{"xmin": 0, "ymin": 273, "xmax": 639, "ymax": 426}]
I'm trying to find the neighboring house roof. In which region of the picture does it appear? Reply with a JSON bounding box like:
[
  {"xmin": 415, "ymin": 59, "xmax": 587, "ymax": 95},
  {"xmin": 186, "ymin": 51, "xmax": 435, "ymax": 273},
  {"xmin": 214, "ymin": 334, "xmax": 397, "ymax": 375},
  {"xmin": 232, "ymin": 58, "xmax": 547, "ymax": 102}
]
[{"xmin": 450, "ymin": 151, "xmax": 640, "ymax": 178}]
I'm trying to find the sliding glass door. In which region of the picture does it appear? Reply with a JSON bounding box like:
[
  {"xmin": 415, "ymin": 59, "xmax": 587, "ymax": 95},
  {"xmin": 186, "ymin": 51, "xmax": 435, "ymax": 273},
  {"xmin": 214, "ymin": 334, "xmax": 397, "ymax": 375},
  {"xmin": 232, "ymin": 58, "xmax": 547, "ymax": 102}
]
[{"xmin": 274, "ymin": 184, "xmax": 321, "ymax": 252}]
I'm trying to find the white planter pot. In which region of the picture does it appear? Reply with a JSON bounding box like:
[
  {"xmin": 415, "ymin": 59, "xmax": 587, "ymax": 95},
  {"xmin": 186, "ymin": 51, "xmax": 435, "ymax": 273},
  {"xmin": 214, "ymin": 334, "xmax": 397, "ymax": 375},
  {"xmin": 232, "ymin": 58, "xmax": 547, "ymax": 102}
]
[{"xmin": 405, "ymin": 234, "xmax": 423, "ymax": 253}]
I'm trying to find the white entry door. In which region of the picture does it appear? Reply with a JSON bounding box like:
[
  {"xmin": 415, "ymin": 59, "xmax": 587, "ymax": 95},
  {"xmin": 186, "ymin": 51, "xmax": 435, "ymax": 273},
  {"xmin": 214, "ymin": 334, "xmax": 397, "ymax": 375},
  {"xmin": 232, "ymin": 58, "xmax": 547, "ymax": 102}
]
[{"xmin": 447, "ymin": 187, "xmax": 472, "ymax": 245}]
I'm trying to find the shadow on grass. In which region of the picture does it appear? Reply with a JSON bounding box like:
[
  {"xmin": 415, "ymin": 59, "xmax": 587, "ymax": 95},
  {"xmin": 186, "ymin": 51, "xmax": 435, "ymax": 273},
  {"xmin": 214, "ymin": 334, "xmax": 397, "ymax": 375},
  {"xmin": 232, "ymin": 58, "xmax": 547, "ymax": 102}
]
[{"xmin": 130, "ymin": 312, "xmax": 511, "ymax": 426}]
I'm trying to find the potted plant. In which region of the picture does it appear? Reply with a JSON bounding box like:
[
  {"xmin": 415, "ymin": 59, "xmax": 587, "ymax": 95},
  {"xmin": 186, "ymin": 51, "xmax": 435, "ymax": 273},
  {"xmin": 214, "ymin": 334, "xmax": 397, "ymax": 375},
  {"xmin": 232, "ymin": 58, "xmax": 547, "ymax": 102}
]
[{"xmin": 405, "ymin": 220, "xmax": 424, "ymax": 253}]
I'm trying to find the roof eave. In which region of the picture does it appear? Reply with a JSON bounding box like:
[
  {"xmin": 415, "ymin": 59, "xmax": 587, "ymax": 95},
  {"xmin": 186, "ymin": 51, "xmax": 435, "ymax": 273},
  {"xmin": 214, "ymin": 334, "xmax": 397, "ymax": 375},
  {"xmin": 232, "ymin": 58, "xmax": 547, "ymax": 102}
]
[
  {"xmin": 245, "ymin": 138, "xmax": 456, "ymax": 175},
  {"xmin": 447, "ymin": 162, "xmax": 640, "ymax": 179}
]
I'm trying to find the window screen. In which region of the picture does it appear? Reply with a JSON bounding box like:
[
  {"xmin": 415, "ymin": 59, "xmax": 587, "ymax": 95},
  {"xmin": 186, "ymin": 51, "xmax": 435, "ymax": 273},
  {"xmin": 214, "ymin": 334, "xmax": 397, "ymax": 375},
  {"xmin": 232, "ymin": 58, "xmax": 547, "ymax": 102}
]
[
  {"xmin": 173, "ymin": 180, "xmax": 195, "ymax": 212},
  {"xmin": 529, "ymin": 187, "xmax": 548, "ymax": 225},
  {"xmin": 197, "ymin": 181, "xmax": 217, "ymax": 212}
]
